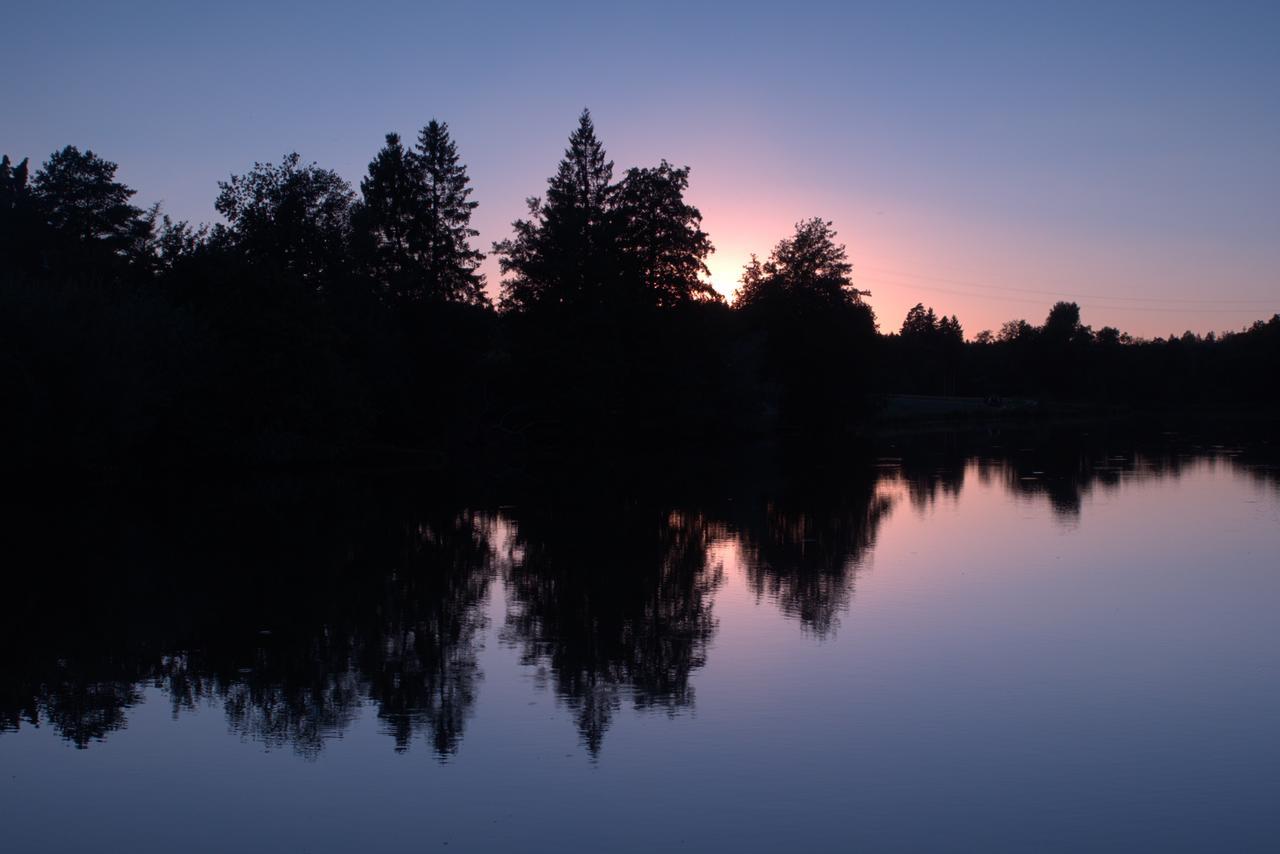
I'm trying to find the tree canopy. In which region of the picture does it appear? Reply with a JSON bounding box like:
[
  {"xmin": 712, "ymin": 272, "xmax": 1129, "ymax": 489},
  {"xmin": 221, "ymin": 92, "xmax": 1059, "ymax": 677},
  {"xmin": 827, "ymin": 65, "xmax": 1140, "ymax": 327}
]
[
  {"xmin": 414, "ymin": 120, "xmax": 486, "ymax": 306},
  {"xmin": 215, "ymin": 152, "xmax": 355, "ymax": 287},
  {"xmin": 735, "ymin": 218, "xmax": 866, "ymax": 312},
  {"xmin": 611, "ymin": 161, "xmax": 717, "ymax": 307},
  {"xmin": 5, "ymin": 114, "xmax": 1278, "ymax": 473},
  {"xmin": 29, "ymin": 146, "xmax": 150, "ymax": 273},
  {"xmin": 497, "ymin": 109, "xmax": 614, "ymax": 312}
]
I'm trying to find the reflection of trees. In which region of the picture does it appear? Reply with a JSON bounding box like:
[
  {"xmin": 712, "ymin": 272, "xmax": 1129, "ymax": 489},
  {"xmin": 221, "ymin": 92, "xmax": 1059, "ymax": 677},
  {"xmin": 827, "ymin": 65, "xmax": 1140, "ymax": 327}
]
[
  {"xmin": 20, "ymin": 671, "xmax": 142, "ymax": 750},
  {"xmin": 992, "ymin": 447, "xmax": 1196, "ymax": 518},
  {"xmin": 221, "ymin": 660, "xmax": 364, "ymax": 758},
  {"xmin": 501, "ymin": 508, "xmax": 723, "ymax": 755},
  {"xmin": 733, "ymin": 476, "xmax": 895, "ymax": 639},
  {"xmin": 0, "ymin": 482, "xmax": 495, "ymax": 759},
  {"xmin": 4, "ymin": 443, "xmax": 1275, "ymax": 757},
  {"xmin": 898, "ymin": 453, "xmax": 966, "ymax": 510},
  {"xmin": 993, "ymin": 446, "xmax": 1097, "ymax": 517},
  {"xmin": 360, "ymin": 512, "xmax": 494, "ymax": 756}
]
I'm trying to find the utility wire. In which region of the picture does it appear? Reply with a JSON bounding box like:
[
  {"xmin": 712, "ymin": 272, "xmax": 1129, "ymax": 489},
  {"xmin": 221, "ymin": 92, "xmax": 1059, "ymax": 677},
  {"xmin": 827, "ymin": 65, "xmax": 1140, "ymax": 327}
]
[
  {"xmin": 859, "ymin": 276, "xmax": 1276, "ymax": 315},
  {"xmin": 858, "ymin": 264, "xmax": 1275, "ymax": 306}
]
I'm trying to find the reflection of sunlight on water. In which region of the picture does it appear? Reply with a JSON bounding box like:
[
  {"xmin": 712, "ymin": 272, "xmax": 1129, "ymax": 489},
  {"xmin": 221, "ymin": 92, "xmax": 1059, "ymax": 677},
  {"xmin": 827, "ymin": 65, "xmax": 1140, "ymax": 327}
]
[{"xmin": 489, "ymin": 512, "xmax": 522, "ymax": 565}]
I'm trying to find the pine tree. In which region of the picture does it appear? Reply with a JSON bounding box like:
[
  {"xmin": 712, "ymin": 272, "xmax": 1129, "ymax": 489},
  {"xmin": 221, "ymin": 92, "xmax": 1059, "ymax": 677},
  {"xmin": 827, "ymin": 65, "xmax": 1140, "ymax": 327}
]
[
  {"xmin": 496, "ymin": 109, "xmax": 614, "ymax": 311},
  {"xmin": 32, "ymin": 146, "xmax": 147, "ymax": 271},
  {"xmin": 0, "ymin": 155, "xmax": 40, "ymax": 272},
  {"xmin": 943, "ymin": 314, "xmax": 963, "ymax": 342},
  {"xmin": 0, "ymin": 154, "xmax": 31, "ymax": 211},
  {"xmin": 414, "ymin": 120, "xmax": 486, "ymax": 306},
  {"xmin": 901, "ymin": 303, "xmax": 935, "ymax": 338},
  {"xmin": 352, "ymin": 133, "xmax": 421, "ymax": 299}
]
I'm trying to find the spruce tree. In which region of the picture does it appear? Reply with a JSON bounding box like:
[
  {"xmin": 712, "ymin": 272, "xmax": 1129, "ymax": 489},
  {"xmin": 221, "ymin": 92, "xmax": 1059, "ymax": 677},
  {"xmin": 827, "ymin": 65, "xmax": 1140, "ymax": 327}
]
[
  {"xmin": 0, "ymin": 155, "xmax": 40, "ymax": 272},
  {"xmin": 496, "ymin": 109, "xmax": 614, "ymax": 311},
  {"xmin": 414, "ymin": 120, "xmax": 486, "ymax": 306},
  {"xmin": 353, "ymin": 133, "xmax": 421, "ymax": 299},
  {"xmin": 901, "ymin": 303, "xmax": 935, "ymax": 338}
]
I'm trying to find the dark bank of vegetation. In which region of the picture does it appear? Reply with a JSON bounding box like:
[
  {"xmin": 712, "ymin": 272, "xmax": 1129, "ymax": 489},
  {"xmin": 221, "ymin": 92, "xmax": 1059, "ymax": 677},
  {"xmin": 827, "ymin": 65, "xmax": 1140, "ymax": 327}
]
[{"xmin": 3, "ymin": 110, "xmax": 1277, "ymax": 473}]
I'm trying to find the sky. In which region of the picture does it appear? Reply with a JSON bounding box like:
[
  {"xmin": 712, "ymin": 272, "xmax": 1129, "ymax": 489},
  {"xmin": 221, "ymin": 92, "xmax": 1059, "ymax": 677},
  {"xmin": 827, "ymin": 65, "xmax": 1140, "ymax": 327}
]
[{"xmin": 5, "ymin": 0, "xmax": 1278, "ymax": 337}]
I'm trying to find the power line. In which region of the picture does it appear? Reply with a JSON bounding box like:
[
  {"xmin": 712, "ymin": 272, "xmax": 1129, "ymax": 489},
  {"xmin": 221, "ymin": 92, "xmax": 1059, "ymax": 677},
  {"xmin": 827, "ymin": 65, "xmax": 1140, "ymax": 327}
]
[
  {"xmin": 859, "ymin": 276, "xmax": 1276, "ymax": 315},
  {"xmin": 858, "ymin": 264, "xmax": 1276, "ymax": 306}
]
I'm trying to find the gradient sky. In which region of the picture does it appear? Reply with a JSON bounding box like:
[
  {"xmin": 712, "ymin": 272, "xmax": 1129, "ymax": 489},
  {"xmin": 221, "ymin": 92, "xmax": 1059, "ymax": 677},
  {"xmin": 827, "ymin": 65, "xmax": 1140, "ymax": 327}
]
[{"xmin": 5, "ymin": 1, "xmax": 1278, "ymax": 337}]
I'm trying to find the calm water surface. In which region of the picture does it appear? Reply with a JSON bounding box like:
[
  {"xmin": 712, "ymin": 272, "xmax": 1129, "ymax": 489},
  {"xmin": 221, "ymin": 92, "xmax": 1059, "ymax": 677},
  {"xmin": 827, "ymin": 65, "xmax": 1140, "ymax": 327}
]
[{"xmin": 3, "ymin": 446, "xmax": 1279, "ymax": 852}]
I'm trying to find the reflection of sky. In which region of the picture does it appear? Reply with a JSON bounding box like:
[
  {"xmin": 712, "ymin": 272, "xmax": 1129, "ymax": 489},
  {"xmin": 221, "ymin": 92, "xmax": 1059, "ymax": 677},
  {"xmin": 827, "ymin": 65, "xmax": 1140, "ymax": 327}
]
[
  {"xmin": 6, "ymin": 457, "xmax": 1278, "ymax": 851},
  {"xmin": 5, "ymin": 2, "xmax": 1278, "ymax": 338}
]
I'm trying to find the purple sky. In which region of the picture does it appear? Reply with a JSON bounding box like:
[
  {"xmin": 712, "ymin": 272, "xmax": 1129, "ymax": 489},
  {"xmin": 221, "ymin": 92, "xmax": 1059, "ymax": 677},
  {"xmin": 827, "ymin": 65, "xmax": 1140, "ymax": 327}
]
[{"xmin": 5, "ymin": 1, "xmax": 1277, "ymax": 336}]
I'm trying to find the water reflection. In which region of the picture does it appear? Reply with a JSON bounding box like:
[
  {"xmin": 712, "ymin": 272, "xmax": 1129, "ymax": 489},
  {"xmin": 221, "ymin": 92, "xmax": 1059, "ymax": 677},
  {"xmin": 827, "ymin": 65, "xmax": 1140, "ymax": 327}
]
[
  {"xmin": 2, "ymin": 443, "xmax": 1275, "ymax": 758},
  {"xmin": 1, "ymin": 485, "xmax": 501, "ymax": 759},
  {"xmin": 501, "ymin": 507, "xmax": 723, "ymax": 754},
  {"xmin": 733, "ymin": 477, "xmax": 894, "ymax": 638}
]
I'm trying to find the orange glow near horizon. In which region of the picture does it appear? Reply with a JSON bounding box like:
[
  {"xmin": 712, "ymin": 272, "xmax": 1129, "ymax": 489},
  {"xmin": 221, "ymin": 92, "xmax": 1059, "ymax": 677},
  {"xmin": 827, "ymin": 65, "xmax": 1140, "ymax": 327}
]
[
  {"xmin": 702, "ymin": 248, "xmax": 750, "ymax": 303},
  {"xmin": 677, "ymin": 192, "xmax": 1277, "ymax": 340}
]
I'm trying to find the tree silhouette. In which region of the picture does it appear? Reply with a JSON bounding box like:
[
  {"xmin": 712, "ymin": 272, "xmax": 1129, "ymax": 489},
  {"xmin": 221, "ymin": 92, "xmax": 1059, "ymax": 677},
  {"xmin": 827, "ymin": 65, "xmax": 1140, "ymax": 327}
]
[
  {"xmin": 30, "ymin": 146, "xmax": 149, "ymax": 273},
  {"xmin": 352, "ymin": 133, "xmax": 421, "ymax": 297},
  {"xmin": 149, "ymin": 212, "xmax": 209, "ymax": 275},
  {"xmin": 1095, "ymin": 326, "xmax": 1130, "ymax": 347},
  {"xmin": 4, "ymin": 123, "xmax": 1280, "ymax": 475},
  {"xmin": 215, "ymin": 152, "xmax": 355, "ymax": 287},
  {"xmin": 611, "ymin": 160, "xmax": 718, "ymax": 308},
  {"xmin": 937, "ymin": 314, "xmax": 963, "ymax": 342},
  {"xmin": 891, "ymin": 304, "xmax": 965, "ymax": 393},
  {"xmin": 1043, "ymin": 300, "xmax": 1084, "ymax": 344},
  {"xmin": 999, "ymin": 318, "xmax": 1035, "ymax": 343},
  {"xmin": 899, "ymin": 304, "xmax": 962, "ymax": 344},
  {"xmin": 736, "ymin": 218, "xmax": 865, "ymax": 311},
  {"xmin": 0, "ymin": 154, "xmax": 30, "ymax": 209},
  {"xmin": 734, "ymin": 218, "xmax": 877, "ymax": 436},
  {"xmin": 496, "ymin": 109, "xmax": 614, "ymax": 311},
  {"xmin": 900, "ymin": 303, "xmax": 937, "ymax": 338},
  {"xmin": 414, "ymin": 120, "xmax": 487, "ymax": 306},
  {"xmin": 0, "ymin": 155, "xmax": 40, "ymax": 273}
]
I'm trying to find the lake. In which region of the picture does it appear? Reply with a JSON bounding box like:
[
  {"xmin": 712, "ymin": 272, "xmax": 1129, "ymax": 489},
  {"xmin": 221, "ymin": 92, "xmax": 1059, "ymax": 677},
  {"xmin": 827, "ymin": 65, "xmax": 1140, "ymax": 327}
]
[{"xmin": 3, "ymin": 439, "xmax": 1279, "ymax": 852}]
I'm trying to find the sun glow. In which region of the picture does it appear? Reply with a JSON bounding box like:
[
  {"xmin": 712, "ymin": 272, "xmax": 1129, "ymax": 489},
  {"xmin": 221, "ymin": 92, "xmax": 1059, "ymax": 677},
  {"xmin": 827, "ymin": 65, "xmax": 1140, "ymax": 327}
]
[{"xmin": 703, "ymin": 249, "xmax": 753, "ymax": 303}]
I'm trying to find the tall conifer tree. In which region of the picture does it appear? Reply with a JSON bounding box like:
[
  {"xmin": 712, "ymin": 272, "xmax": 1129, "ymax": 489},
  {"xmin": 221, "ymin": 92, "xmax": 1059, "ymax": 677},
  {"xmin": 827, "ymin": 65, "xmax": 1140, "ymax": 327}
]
[
  {"xmin": 355, "ymin": 123, "xmax": 486, "ymax": 305},
  {"xmin": 353, "ymin": 133, "xmax": 420, "ymax": 299},
  {"xmin": 496, "ymin": 109, "xmax": 614, "ymax": 311},
  {"xmin": 414, "ymin": 120, "xmax": 487, "ymax": 306}
]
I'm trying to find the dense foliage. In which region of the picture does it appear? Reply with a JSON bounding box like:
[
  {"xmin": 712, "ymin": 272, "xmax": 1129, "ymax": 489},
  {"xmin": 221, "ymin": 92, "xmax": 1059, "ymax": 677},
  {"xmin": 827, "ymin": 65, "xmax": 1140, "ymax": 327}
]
[{"xmin": 2, "ymin": 120, "xmax": 1276, "ymax": 472}]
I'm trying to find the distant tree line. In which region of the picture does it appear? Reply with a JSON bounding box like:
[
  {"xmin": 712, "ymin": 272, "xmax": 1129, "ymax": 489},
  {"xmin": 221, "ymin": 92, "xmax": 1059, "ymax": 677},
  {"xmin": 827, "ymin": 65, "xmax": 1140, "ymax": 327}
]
[
  {"xmin": 881, "ymin": 298, "xmax": 1280, "ymax": 406},
  {"xmin": 2, "ymin": 110, "xmax": 1276, "ymax": 470}
]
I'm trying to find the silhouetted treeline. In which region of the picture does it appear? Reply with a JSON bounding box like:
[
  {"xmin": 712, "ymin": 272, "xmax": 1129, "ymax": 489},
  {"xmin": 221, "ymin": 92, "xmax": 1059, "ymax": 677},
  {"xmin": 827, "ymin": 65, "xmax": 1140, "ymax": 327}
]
[
  {"xmin": 880, "ymin": 299, "xmax": 1280, "ymax": 408},
  {"xmin": 3, "ymin": 114, "xmax": 1276, "ymax": 470}
]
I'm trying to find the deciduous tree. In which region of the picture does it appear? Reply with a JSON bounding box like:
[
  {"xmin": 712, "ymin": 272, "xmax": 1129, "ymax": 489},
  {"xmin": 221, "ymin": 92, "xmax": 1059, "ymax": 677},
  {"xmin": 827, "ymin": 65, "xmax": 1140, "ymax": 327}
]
[
  {"xmin": 611, "ymin": 160, "xmax": 716, "ymax": 307},
  {"xmin": 215, "ymin": 153, "xmax": 354, "ymax": 287}
]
